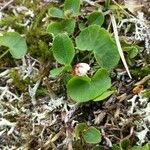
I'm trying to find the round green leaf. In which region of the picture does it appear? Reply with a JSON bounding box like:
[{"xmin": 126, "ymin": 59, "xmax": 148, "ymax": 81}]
[
  {"xmin": 94, "ymin": 42, "xmax": 119, "ymax": 70},
  {"xmin": 47, "ymin": 22, "xmax": 62, "ymax": 37},
  {"xmin": 119, "ymin": 138, "xmax": 130, "ymax": 150},
  {"xmin": 67, "ymin": 69, "xmax": 111, "ymax": 102},
  {"xmin": 88, "ymin": 11, "xmax": 104, "ymax": 26},
  {"xmin": 75, "ymin": 25, "xmax": 120, "ymax": 69},
  {"xmin": 76, "ymin": 25, "xmax": 101, "ymax": 51},
  {"xmin": 0, "ymin": 32, "xmax": 27, "ymax": 59},
  {"xmin": 75, "ymin": 123, "xmax": 88, "ymax": 138},
  {"xmin": 94, "ymin": 90, "xmax": 114, "ymax": 101},
  {"xmin": 52, "ymin": 33, "xmax": 75, "ymax": 65},
  {"xmin": 83, "ymin": 127, "xmax": 102, "ymax": 144},
  {"xmin": 48, "ymin": 7, "xmax": 64, "ymax": 18},
  {"xmin": 47, "ymin": 19, "xmax": 75, "ymax": 36},
  {"xmin": 64, "ymin": 0, "xmax": 80, "ymax": 16}
]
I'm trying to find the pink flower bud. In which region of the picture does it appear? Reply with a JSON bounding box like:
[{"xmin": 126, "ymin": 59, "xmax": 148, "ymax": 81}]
[{"xmin": 74, "ymin": 63, "xmax": 90, "ymax": 76}]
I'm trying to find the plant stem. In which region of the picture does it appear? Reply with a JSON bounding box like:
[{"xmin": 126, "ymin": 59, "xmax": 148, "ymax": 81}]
[{"xmin": 0, "ymin": 49, "xmax": 9, "ymax": 59}]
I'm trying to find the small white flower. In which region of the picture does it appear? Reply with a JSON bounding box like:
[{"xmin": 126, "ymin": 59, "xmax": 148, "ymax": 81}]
[{"xmin": 74, "ymin": 63, "xmax": 90, "ymax": 76}]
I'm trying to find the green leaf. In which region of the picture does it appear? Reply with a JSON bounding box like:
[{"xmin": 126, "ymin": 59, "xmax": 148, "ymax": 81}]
[
  {"xmin": 105, "ymin": 0, "xmax": 110, "ymax": 8},
  {"xmin": 52, "ymin": 33, "xmax": 75, "ymax": 65},
  {"xmin": 131, "ymin": 144, "xmax": 150, "ymax": 150},
  {"xmin": 131, "ymin": 146, "xmax": 142, "ymax": 150},
  {"xmin": 75, "ymin": 123, "xmax": 88, "ymax": 138},
  {"xmin": 47, "ymin": 22, "xmax": 62, "ymax": 36},
  {"xmin": 67, "ymin": 69, "xmax": 111, "ymax": 102},
  {"xmin": 119, "ymin": 138, "xmax": 130, "ymax": 150},
  {"xmin": 91, "ymin": 145, "xmax": 104, "ymax": 150},
  {"xmin": 76, "ymin": 25, "xmax": 101, "ymax": 51},
  {"xmin": 48, "ymin": 7, "xmax": 64, "ymax": 18},
  {"xmin": 94, "ymin": 42, "xmax": 119, "ymax": 70},
  {"xmin": 88, "ymin": 11, "xmax": 104, "ymax": 26},
  {"xmin": 63, "ymin": 73, "xmax": 73, "ymax": 85},
  {"xmin": 78, "ymin": 22, "xmax": 86, "ymax": 31},
  {"xmin": 47, "ymin": 19, "xmax": 75, "ymax": 36},
  {"xmin": 143, "ymin": 143, "xmax": 150, "ymax": 150},
  {"xmin": 64, "ymin": 0, "xmax": 80, "ymax": 16},
  {"xmin": 94, "ymin": 90, "xmax": 114, "ymax": 101},
  {"xmin": 111, "ymin": 144, "xmax": 121, "ymax": 150},
  {"xmin": 50, "ymin": 66, "xmax": 65, "ymax": 77},
  {"xmin": 0, "ymin": 32, "xmax": 27, "ymax": 59},
  {"xmin": 83, "ymin": 127, "xmax": 102, "ymax": 144},
  {"xmin": 50, "ymin": 65, "xmax": 72, "ymax": 77},
  {"xmin": 76, "ymin": 25, "xmax": 120, "ymax": 69},
  {"xmin": 124, "ymin": 46, "xmax": 139, "ymax": 59}
]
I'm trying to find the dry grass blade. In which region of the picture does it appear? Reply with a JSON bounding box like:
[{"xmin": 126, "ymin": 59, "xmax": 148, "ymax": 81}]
[
  {"xmin": 110, "ymin": 14, "xmax": 132, "ymax": 79},
  {"xmin": 0, "ymin": 0, "xmax": 14, "ymax": 11}
]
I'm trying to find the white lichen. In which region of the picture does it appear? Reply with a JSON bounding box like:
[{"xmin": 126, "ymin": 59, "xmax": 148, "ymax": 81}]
[
  {"xmin": 127, "ymin": 91, "xmax": 150, "ymax": 145},
  {"xmin": 118, "ymin": 12, "xmax": 150, "ymax": 53}
]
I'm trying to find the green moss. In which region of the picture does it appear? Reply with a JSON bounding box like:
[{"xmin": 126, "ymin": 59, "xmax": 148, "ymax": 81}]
[
  {"xmin": 10, "ymin": 70, "xmax": 30, "ymax": 92},
  {"xmin": 143, "ymin": 89, "xmax": 150, "ymax": 98},
  {"xmin": 131, "ymin": 65, "xmax": 150, "ymax": 77},
  {"xmin": 26, "ymin": 28, "xmax": 53, "ymax": 62},
  {"xmin": 0, "ymin": 15, "xmax": 21, "ymax": 27}
]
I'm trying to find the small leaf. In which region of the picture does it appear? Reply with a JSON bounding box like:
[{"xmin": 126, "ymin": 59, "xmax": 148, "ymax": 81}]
[
  {"xmin": 91, "ymin": 145, "xmax": 104, "ymax": 150},
  {"xmin": 47, "ymin": 22, "xmax": 62, "ymax": 36},
  {"xmin": 67, "ymin": 69, "xmax": 111, "ymax": 102},
  {"xmin": 75, "ymin": 123, "xmax": 88, "ymax": 138},
  {"xmin": 124, "ymin": 46, "xmax": 139, "ymax": 59},
  {"xmin": 131, "ymin": 144, "xmax": 150, "ymax": 150},
  {"xmin": 143, "ymin": 143, "xmax": 150, "ymax": 150},
  {"xmin": 88, "ymin": 11, "xmax": 104, "ymax": 26},
  {"xmin": 47, "ymin": 19, "xmax": 75, "ymax": 36},
  {"xmin": 78, "ymin": 22, "xmax": 86, "ymax": 31},
  {"xmin": 52, "ymin": 33, "xmax": 75, "ymax": 65},
  {"xmin": 131, "ymin": 146, "xmax": 142, "ymax": 150},
  {"xmin": 50, "ymin": 65, "xmax": 72, "ymax": 77},
  {"xmin": 0, "ymin": 32, "xmax": 27, "ymax": 59},
  {"xmin": 50, "ymin": 66, "xmax": 65, "ymax": 77},
  {"xmin": 76, "ymin": 25, "xmax": 120, "ymax": 69},
  {"xmin": 63, "ymin": 73, "xmax": 73, "ymax": 85},
  {"xmin": 119, "ymin": 138, "xmax": 130, "ymax": 150},
  {"xmin": 94, "ymin": 90, "xmax": 114, "ymax": 101},
  {"xmin": 111, "ymin": 144, "xmax": 121, "ymax": 150},
  {"xmin": 105, "ymin": 0, "xmax": 110, "ymax": 8},
  {"xmin": 48, "ymin": 7, "xmax": 64, "ymax": 18},
  {"xmin": 83, "ymin": 127, "xmax": 102, "ymax": 144},
  {"xmin": 64, "ymin": 0, "xmax": 80, "ymax": 16}
]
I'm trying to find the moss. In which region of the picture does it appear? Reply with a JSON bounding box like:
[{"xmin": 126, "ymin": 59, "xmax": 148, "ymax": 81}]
[
  {"xmin": 23, "ymin": 2, "xmax": 55, "ymax": 62},
  {"xmin": 36, "ymin": 87, "xmax": 47, "ymax": 97},
  {"xmin": 10, "ymin": 69, "xmax": 30, "ymax": 92},
  {"xmin": 143, "ymin": 89, "xmax": 150, "ymax": 98},
  {"xmin": 131, "ymin": 65, "xmax": 150, "ymax": 77},
  {"xmin": 0, "ymin": 15, "xmax": 21, "ymax": 27},
  {"xmin": 26, "ymin": 28, "xmax": 53, "ymax": 62}
]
